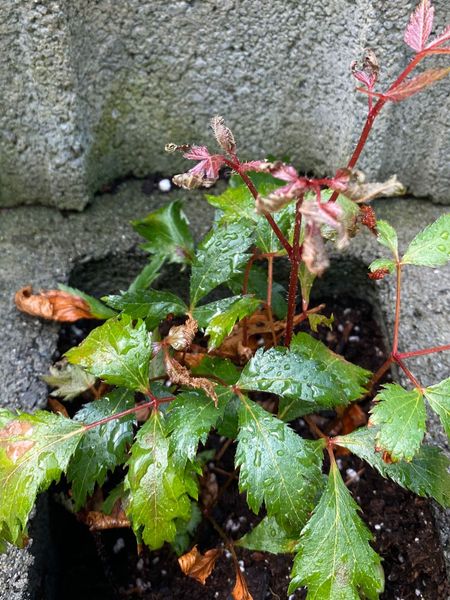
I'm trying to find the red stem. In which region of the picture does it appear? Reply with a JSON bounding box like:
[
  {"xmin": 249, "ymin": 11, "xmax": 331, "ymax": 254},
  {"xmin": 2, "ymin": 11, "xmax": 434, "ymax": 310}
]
[
  {"xmin": 397, "ymin": 344, "xmax": 450, "ymax": 359},
  {"xmin": 82, "ymin": 396, "xmax": 175, "ymax": 432},
  {"xmin": 394, "ymin": 357, "xmax": 424, "ymax": 392},
  {"xmin": 329, "ymin": 52, "xmax": 425, "ymax": 203},
  {"xmin": 284, "ymin": 197, "xmax": 303, "ymax": 346},
  {"xmin": 222, "ymin": 158, "xmax": 292, "ymax": 257},
  {"xmin": 392, "ymin": 263, "xmax": 402, "ymax": 355}
]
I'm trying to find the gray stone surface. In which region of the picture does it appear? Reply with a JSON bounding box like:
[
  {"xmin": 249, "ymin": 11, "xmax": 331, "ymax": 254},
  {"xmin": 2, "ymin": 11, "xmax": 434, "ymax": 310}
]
[
  {"xmin": 1, "ymin": 1, "xmax": 449, "ymax": 209},
  {"xmin": 0, "ymin": 181, "xmax": 449, "ymax": 596}
]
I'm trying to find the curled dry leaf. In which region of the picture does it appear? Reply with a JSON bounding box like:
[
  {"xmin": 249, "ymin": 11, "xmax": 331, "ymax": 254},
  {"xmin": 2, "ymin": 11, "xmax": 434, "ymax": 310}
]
[
  {"xmin": 351, "ymin": 48, "xmax": 380, "ymax": 88},
  {"xmin": 15, "ymin": 286, "xmax": 95, "ymax": 322},
  {"xmin": 232, "ymin": 566, "xmax": 254, "ymax": 600},
  {"xmin": 172, "ymin": 172, "xmax": 216, "ymax": 190},
  {"xmin": 167, "ymin": 315, "xmax": 198, "ymax": 351},
  {"xmin": 210, "ymin": 115, "xmax": 236, "ymax": 154},
  {"xmin": 83, "ymin": 510, "xmax": 130, "ymax": 531},
  {"xmin": 164, "ymin": 355, "xmax": 218, "ymax": 406},
  {"xmin": 343, "ymin": 174, "xmax": 405, "ymax": 203},
  {"xmin": 47, "ymin": 398, "xmax": 70, "ymax": 418},
  {"xmin": 0, "ymin": 420, "xmax": 35, "ymax": 463},
  {"xmin": 302, "ymin": 226, "xmax": 330, "ymax": 276},
  {"xmin": 178, "ymin": 545, "xmax": 221, "ymax": 585}
]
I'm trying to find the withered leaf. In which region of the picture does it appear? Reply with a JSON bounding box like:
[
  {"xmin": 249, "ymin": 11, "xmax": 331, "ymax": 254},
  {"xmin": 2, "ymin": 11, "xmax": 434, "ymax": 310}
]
[
  {"xmin": 15, "ymin": 286, "xmax": 95, "ymax": 322},
  {"xmin": 167, "ymin": 315, "xmax": 198, "ymax": 351},
  {"xmin": 83, "ymin": 510, "xmax": 130, "ymax": 531},
  {"xmin": 0, "ymin": 420, "xmax": 35, "ymax": 463},
  {"xmin": 165, "ymin": 355, "xmax": 218, "ymax": 406},
  {"xmin": 232, "ymin": 566, "xmax": 254, "ymax": 600},
  {"xmin": 178, "ymin": 545, "xmax": 221, "ymax": 585},
  {"xmin": 210, "ymin": 115, "xmax": 236, "ymax": 154}
]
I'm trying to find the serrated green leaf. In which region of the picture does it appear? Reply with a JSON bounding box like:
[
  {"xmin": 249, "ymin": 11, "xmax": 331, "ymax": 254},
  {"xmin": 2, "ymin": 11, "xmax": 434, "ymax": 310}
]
[
  {"xmin": 205, "ymin": 296, "xmax": 261, "ymax": 350},
  {"xmin": 289, "ymin": 461, "xmax": 384, "ymax": 598},
  {"xmin": 66, "ymin": 315, "xmax": 152, "ymax": 392},
  {"xmin": 190, "ymin": 221, "xmax": 254, "ymax": 307},
  {"xmin": 239, "ymin": 333, "xmax": 370, "ymax": 421},
  {"xmin": 335, "ymin": 427, "xmax": 450, "ymax": 507},
  {"xmin": 132, "ymin": 201, "xmax": 194, "ymax": 264},
  {"xmin": 308, "ymin": 313, "xmax": 334, "ymax": 332},
  {"xmin": 102, "ymin": 482, "xmax": 126, "ymax": 515},
  {"xmin": 58, "ymin": 284, "xmax": 117, "ymax": 319},
  {"xmin": 369, "ymin": 257, "xmax": 396, "ymax": 274},
  {"xmin": 124, "ymin": 411, "xmax": 197, "ymax": 549},
  {"xmin": 67, "ymin": 389, "xmax": 135, "ymax": 509},
  {"xmin": 193, "ymin": 295, "xmax": 246, "ymax": 328},
  {"xmin": 206, "ymin": 186, "xmax": 256, "ymax": 223},
  {"xmin": 191, "ymin": 356, "xmax": 241, "ymax": 438},
  {"xmin": 424, "ymin": 377, "xmax": 450, "ymax": 437},
  {"xmin": 128, "ymin": 255, "xmax": 166, "ymax": 293},
  {"xmin": 166, "ymin": 389, "xmax": 227, "ymax": 468},
  {"xmin": 229, "ymin": 265, "xmax": 287, "ymax": 319},
  {"xmin": 103, "ymin": 289, "xmax": 187, "ymax": 328},
  {"xmin": 376, "ymin": 220, "xmax": 398, "ymax": 258},
  {"xmin": 235, "ymin": 397, "xmax": 324, "ymax": 533},
  {"xmin": 0, "ymin": 410, "xmax": 83, "ymax": 545},
  {"xmin": 402, "ymin": 214, "xmax": 450, "ymax": 267},
  {"xmin": 172, "ymin": 503, "xmax": 202, "ymax": 555},
  {"xmin": 369, "ymin": 384, "xmax": 426, "ymax": 462},
  {"xmin": 237, "ymin": 516, "xmax": 297, "ymax": 554},
  {"xmin": 298, "ymin": 262, "xmax": 316, "ymax": 309},
  {"xmin": 42, "ymin": 362, "xmax": 96, "ymax": 401}
]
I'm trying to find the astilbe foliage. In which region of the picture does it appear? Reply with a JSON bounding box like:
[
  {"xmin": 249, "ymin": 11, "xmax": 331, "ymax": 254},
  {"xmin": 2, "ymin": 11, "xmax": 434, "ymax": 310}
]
[{"xmin": 3, "ymin": 1, "xmax": 450, "ymax": 598}]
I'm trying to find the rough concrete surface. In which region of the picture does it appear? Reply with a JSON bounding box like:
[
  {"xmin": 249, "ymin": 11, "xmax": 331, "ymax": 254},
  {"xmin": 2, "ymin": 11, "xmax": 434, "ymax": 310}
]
[
  {"xmin": 0, "ymin": 181, "xmax": 448, "ymax": 597},
  {"xmin": 1, "ymin": 1, "xmax": 449, "ymax": 209}
]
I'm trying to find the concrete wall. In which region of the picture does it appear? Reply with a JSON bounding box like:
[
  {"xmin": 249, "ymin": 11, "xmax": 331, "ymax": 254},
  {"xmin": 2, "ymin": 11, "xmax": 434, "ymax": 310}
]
[{"xmin": 1, "ymin": 0, "xmax": 449, "ymax": 210}]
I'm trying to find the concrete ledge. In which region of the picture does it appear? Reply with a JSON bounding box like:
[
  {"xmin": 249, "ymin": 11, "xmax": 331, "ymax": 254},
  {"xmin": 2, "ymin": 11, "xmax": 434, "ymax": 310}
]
[{"xmin": 0, "ymin": 181, "xmax": 448, "ymax": 596}]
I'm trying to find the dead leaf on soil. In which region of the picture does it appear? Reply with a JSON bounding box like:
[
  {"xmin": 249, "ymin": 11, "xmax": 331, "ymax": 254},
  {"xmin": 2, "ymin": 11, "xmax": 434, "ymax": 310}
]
[
  {"xmin": 178, "ymin": 545, "xmax": 221, "ymax": 585},
  {"xmin": 15, "ymin": 286, "xmax": 95, "ymax": 322},
  {"xmin": 232, "ymin": 566, "xmax": 254, "ymax": 600},
  {"xmin": 47, "ymin": 398, "xmax": 70, "ymax": 418},
  {"xmin": 83, "ymin": 510, "xmax": 130, "ymax": 531}
]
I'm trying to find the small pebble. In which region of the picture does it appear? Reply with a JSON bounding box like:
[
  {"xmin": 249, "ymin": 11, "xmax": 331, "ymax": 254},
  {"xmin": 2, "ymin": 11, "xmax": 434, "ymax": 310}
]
[
  {"xmin": 238, "ymin": 559, "xmax": 245, "ymax": 572},
  {"xmin": 113, "ymin": 537, "xmax": 125, "ymax": 554},
  {"xmin": 348, "ymin": 335, "xmax": 360, "ymax": 343},
  {"xmin": 158, "ymin": 178, "xmax": 172, "ymax": 192},
  {"xmin": 136, "ymin": 558, "xmax": 144, "ymax": 571},
  {"xmin": 161, "ymin": 569, "xmax": 167, "ymax": 576},
  {"xmin": 152, "ymin": 556, "xmax": 160, "ymax": 565},
  {"xmin": 345, "ymin": 467, "xmax": 359, "ymax": 482}
]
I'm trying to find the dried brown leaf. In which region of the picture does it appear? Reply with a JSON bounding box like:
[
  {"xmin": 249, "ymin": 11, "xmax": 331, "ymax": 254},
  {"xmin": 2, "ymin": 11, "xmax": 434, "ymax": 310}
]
[
  {"xmin": 210, "ymin": 115, "xmax": 236, "ymax": 154},
  {"xmin": 47, "ymin": 398, "xmax": 70, "ymax": 418},
  {"xmin": 84, "ymin": 510, "xmax": 130, "ymax": 531},
  {"xmin": 167, "ymin": 315, "xmax": 198, "ymax": 351},
  {"xmin": 232, "ymin": 567, "xmax": 254, "ymax": 600},
  {"xmin": 344, "ymin": 174, "xmax": 406, "ymax": 203},
  {"xmin": 15, "ymin": 286, "xmax": 94, "ymax": 322},
  {"xmin": 172, "ymin": 173, "xmax": 217, "ymax": 190},
  {"xmin": 165, "ymin": 355, "xmax": 218, "ymax": 406},
  {"xmin": 178, "ymin": 545, "xmax": 221, "ymax": 585}
]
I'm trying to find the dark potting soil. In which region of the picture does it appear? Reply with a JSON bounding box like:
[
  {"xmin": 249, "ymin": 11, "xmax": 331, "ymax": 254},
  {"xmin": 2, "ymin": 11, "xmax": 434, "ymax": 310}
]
[{"xmin": 48, "ymin": 298, "xmax": 449, "ymax": 600}]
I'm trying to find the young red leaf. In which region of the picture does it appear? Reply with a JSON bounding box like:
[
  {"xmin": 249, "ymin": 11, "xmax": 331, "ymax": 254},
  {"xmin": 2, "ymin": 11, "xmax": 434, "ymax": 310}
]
[
  {"xmin": 360, "ymin": 67, "xmax": 450, "ymax": 102},
  {"xmin": 404, "ymin": 0, "xmax": 434, "ymax": 53}
]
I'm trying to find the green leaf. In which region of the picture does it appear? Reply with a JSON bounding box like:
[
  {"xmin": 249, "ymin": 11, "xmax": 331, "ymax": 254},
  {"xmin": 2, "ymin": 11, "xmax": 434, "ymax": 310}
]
[
  {"xmin": 132, "ymin": 201, "xmax": 194, "ymax": 264},
  {"xmin": 193, "ymin": 295, "xmax": 245, "ymax": 328},
  {"xmin": 369, "ymin": 384, "xmax": 426, "ymax": 462},
  {"xmin": 335, "ymin": 427, "xmax": 450, "ymax": 507},
  {"xmin": 190, "ymin": 221, "xmax": 254, "ymax": 307},
  {"xmin": 289, "ymin": 461, "xmax": 384, "ymax": 598},
  {"xmin": 376, "ymin": 220, "xmax": 398, "ymax": 258},
  {"xmin": 67, "ymin": 389, "xmax": 135, "ymax": 509},
  {"xmin": 191, "ymin": 356, "xmax": 241, "ymax": 438},
  {"xmin": 229, "ymin": 265, "xmax": 287, "ymax": 319},
  {"xmin": 424, "ymin": 378, "xmax": 450, "ymax": 437},
  {"xmin": 172, "ymin": 503, "xmax": 202, "ymax": 555},
  {"xmin": 369, "ymin": 257, "xmax": 396, "ymax": 274},
  {"xmin": 239, "ymin": 333, "xmax": 370, "ymax": 421},
  {"xmin": 308, "ymin": 313, "xmax": 334, "ymax": 332},
  {"xmin": 66, "ymin": 315, "xmax": 152, "ymax": 392},
  {"xmin": 205, "ymin": 296, "xmax": 261, "ymax": 350},
  {"xmin": 103, "ymin": 289, "xmax": 187, "ymax": 328},
  {"xmin": 58, "ymin": 284, "xmax": 117, "ymax": 319},
  {"xmin": 206, "ymin": 186, "xmax": 256, "ymax": 224},
  {"xmin": 0, "ymin": 410, "xmax": 83, "ymax": 545},
  {"xmin": 42, "ymin": 362, "xmax": 96, "ymax": 401},
  {"xmin": 235, "ymin": 397, "xmax": 324, "ymax": 533},
  {"xmin": 124, "ymin": 411, "xmax": 197, "ymax": 549},
  {"xmin": 128, "ymin": 255, "xmax": 165, "ymax": 292},
  {"xmin": 166, "ymin": 389, "xmax": 227, "ymax": 468},
  {"xmin": 402, "ymin": 214, "xmax": 450, "ymax": 267},
  {"xmin": 298, "ymin": 262, "xmax": 316, "ymax": 309},
  {"xmin": 237, "ymin": 516, "xmax": 297, "ymax": 554}
]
